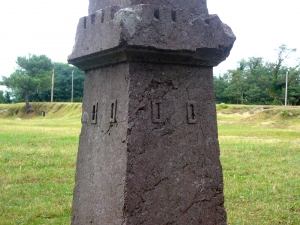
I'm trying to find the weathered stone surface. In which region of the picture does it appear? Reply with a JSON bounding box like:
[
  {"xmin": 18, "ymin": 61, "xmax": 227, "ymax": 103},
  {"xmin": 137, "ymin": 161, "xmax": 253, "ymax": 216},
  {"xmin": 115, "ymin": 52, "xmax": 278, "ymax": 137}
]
[
  {"xmin": 72, "ymin": 62, "xmax": 226, "ymax": 225},
  {"xmin": 88, "ymin": 0, "xmax": 208, "ymax": 15},
  {"xmin": 70, "ymin": 0, "xmax": 235, "ymax": 224},
  {"xmin": 69, "ymin": 4, "xmax": 235, "ymax": 69},
  {"xmin": 72, "ymin": 64, "xmax": 129, "ymax": 224},
  {"xmin": 125, "ymin": 63, "xmax": 226, "ymax": 224}
]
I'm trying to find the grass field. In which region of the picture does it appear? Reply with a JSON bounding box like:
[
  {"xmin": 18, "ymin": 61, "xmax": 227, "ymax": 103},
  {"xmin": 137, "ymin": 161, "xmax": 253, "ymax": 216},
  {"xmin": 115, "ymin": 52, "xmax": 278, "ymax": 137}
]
[
  {"xmin": 0, "ymin": 103, "xmax": 81, "ymax": 225},
  {"xmin": 218, "ymin": 106, "xmax": 300, "ymax": 224},
  {"xmin": 0, "ymin": 103, "xmax": 299, "ymax": 224}
]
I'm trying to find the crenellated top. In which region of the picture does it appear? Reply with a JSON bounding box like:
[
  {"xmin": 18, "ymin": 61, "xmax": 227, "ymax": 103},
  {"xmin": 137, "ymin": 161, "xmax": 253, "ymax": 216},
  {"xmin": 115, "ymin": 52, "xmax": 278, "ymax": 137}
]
[
  {"xmin": 88, "ymin": 0, "xmax": 208, "ymax": 16},
  {"xmin": 83, "ymin": 5, "xmax": 205, "ymax": 30},
  {"xmin": 68, "ymin": 4, "xmax": 235, "ymax": 70}
]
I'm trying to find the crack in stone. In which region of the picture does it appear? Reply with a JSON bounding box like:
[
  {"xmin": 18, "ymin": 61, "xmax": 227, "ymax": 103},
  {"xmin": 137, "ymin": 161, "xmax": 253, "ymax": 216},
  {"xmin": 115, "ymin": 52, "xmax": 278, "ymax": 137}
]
[
  {"xmin": 103, "ymin": 124, "xmax": 114, "ymax": 135},
  {"xmin": 129, "ymin": 97, "xmax": 148, "ymax": 122},
  {"xmin": 143, "ymin": 177, "xmax": 168, "ymax": 194},
  {"xmin": 182, "ymin": 200, "xmax": 200, "ymax": 214}
]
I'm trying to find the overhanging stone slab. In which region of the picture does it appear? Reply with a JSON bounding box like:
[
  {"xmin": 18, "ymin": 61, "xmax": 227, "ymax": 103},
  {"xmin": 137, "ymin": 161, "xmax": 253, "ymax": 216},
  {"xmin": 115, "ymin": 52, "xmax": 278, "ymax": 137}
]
[
  {"xmin": 69, "ymin": 46, "xmax": 234, "ymax": 71},
  {"xmin": 68, "ymin": 5, "xmax": 235, "ymax": 67}
]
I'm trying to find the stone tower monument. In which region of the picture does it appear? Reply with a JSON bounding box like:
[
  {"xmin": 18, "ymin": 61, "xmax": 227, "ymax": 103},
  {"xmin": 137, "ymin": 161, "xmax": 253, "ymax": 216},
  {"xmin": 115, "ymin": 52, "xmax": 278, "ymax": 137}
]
[{"xmin": 68, "ymin": 0, "xmax": 235, "ymax": 224}]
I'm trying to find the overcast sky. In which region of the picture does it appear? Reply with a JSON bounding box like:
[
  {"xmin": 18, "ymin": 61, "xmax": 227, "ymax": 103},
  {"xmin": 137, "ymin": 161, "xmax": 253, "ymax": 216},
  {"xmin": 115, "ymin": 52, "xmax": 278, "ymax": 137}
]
[{"xmin": 1, "ymin": 0, "xmax": 300, "ymax": 85}]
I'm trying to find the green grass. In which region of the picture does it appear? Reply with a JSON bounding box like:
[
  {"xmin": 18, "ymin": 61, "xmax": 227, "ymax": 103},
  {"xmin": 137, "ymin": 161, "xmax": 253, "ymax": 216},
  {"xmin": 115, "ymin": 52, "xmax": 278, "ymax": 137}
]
[
  {"xmin": 0, "ymin": 103, "xmax": 299, "ymax": 224},
  {"xmin": 218, "ymin": 105, "xmax": 300, "ymax": 225},
  {"xmin": 0, "ymin": 102, "xmax": 82, "ymax": 119},
  {"xmin": 0, "ymin": 106, "xmax": 81, "ymax": 225}
]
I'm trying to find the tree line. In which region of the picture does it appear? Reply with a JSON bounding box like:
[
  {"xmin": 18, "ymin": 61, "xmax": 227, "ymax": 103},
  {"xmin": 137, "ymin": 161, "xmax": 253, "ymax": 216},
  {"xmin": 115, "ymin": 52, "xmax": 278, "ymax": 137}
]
[
  {"xmin": 1, "ymin": 54, "xmax": 84, "ymax": 111},
  {"xmin": 1, "ymin": 45, "xmax": 300, "ymax": 110},
  {"xmin": 214, "ymin": 45, "xmax": 300, "ymax": 105},
  {"xmin": 0, "ymin": 90, "xmax": 11, "ymax": 104}
]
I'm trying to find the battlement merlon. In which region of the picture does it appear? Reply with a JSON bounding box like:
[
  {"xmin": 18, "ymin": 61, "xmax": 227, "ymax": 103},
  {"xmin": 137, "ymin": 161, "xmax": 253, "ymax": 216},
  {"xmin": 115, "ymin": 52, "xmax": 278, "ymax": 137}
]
[{"xmin": 68, "ymin": 4, "xmax": 235, "ymax": 70}]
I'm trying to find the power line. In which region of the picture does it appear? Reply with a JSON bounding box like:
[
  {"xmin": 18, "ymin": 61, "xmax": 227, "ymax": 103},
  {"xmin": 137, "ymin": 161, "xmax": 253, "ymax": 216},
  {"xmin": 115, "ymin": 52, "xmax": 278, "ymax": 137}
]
[
  {"xmin": 71, "ymin": 70, "xmax": 74, "ymax": 102},
  {"xmin": 51, "ymin": 68, "xmax": 54, "ymax": 102}
]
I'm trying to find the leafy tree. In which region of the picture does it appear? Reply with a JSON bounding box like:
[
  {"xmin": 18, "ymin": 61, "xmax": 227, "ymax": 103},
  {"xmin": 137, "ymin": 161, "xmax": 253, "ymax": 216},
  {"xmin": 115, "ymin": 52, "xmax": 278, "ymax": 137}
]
[
  {"xmin": 27, "ymin": 63, "xmax": 85, "ymax": 102},
  {"xmin": 7, "ymin": 62, "xmax": 85, "ymax": 103},
  {"xmin": 51, "ymin": 62, "xmax": 84, "ymax": 102},
  {"xmin": 0, "ymin": 90, "xmax": 11, "ymax": 103},
  {"xmin": 0, "ymin": 91, "xmax": 5, "ymax": 103},
  {"xmin": 286, "ymin": 66, "xmax": 300, "ymax": 105},
  {"xmin": 267, "ymin": 45, "xmax": 297, "ymax": 104},
  {"xmin": 213, "ymin": 75, "xmax": 229, "ymax": 103},
  {"xmin": 224, "ymin": 66, "xmax": 248, "ymax": 104},
  {"xmin": 0, "ymin": 90, "xmax": 9, "ymax": 103},
  {"xmin": 2, "ymin": 54, "xmax": 53, "ymax": 112},
  {"xmin": 4, "ymin": 91, "xmax": 11, "ymax": 103},
  {"xmin": 214, "ymin": 45, "xmax": 300, "ymax": 105}
]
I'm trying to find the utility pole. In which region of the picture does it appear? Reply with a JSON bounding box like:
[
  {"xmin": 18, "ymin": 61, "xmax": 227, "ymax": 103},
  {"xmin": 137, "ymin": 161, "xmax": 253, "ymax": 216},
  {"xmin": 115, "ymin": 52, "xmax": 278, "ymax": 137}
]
[
  {"xmin": 285, "ymin": 71, "xmax": 288, "ymax": 106},
  {"xmin": 51, "ymin": 68, "xmax": 54, "ymax": 102},
  {"xmin": 71, "ymin": 70, "xmax": 74, "ymax": 102}
]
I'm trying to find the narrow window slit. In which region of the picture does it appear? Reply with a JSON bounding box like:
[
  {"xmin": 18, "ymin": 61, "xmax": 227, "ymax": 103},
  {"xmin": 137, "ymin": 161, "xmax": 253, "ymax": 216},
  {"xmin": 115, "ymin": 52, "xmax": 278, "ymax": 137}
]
[
  {"xmin": 92, "ymin": 105, "xmax": 96, "ymax": 120},
  {"xmin": 110, "ymin": 12, "xmax": 115, "ymax": 20},
  {"xmin": 91, "ymin": 103, "xmax": 98, "ymax": 124},
  {"xmin": 110, "ymin": 100, "xmax": 117, "ymax": 123},
  {"xmin": 154, "ymin": 9, "xmax": 160, "ymax": 20},
  {"xmin": 152, "ymin": 101, "xmax": 163, "ymax": 123},
  {"xmin": 156, "ymin": 102, "xmax": 161, "ymax": 119},
  {"xmin": 83, "ymin": 16, "xmax": 87, "ymax": 29},
  {"xmin": 187, "ymin": 101, "xmax": 197, "ymax": 124},
  {"xmin": 91, "ymin": 14, "xmax": 96, "ymax": 25},
  {"xmin": 111, "ymin": 103, "xmax": 115, "ymax": 120},
  {"xmin": 101, "ymin": 11, "xmax": 105, "ymax": 23},
  {"xmin": 171, "ymin": 10, "xmax": 176, "ymax": 22},
  {"xmin": 190, "ymin": 104, "xmax": 195, "ymax": 120}
]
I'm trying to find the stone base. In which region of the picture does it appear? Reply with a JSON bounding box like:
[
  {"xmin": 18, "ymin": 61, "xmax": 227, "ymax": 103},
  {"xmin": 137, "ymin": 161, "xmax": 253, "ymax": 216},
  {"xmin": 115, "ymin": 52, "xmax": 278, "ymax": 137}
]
[{"xmin": 72, "ymin": 62, "xmax": 226, "ymax": 225}]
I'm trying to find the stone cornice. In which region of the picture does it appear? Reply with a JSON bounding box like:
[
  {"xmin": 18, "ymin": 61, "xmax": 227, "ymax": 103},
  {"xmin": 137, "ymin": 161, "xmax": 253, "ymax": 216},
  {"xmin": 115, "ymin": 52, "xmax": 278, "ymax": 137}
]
[{"xmin": 68, "ymin": 4, "xmax": 235, "ymax": 69}]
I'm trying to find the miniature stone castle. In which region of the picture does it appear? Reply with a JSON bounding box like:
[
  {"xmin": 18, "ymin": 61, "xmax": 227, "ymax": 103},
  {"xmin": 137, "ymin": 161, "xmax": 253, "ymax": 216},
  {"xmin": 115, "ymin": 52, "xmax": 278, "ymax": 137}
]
[{"xmin": 69, "ymin": 1, "xmax": 235, "ymax": 224}]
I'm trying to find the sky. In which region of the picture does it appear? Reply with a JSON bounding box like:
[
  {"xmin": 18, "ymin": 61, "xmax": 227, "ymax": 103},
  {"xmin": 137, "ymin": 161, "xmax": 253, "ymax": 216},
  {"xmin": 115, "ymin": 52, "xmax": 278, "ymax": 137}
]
[{"xmin": 1, "ymin": 0, "xmax": 300, "ymax": 90}]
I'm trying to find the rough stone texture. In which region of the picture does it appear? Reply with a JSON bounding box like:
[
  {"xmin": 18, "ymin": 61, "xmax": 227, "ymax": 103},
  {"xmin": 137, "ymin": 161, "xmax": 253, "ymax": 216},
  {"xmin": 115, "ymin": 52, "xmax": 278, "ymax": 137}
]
[
  {"xmin": 70, "ymin": 0, "xmax": 235, "ymax": 224},
  {"xmin": 69, "ymin": 4, "xmax": 235, "ymax": 69},
  {"xmin": 88, "ymin": 0, "xmax": 208, "ymax": 15},
  {"xmin": 125, "ymin": 63, "xmax": 226, "ymax": 224},
  {"xmin": 72, "ymin": 64, "xmax": 129, "ymax": 224}
]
